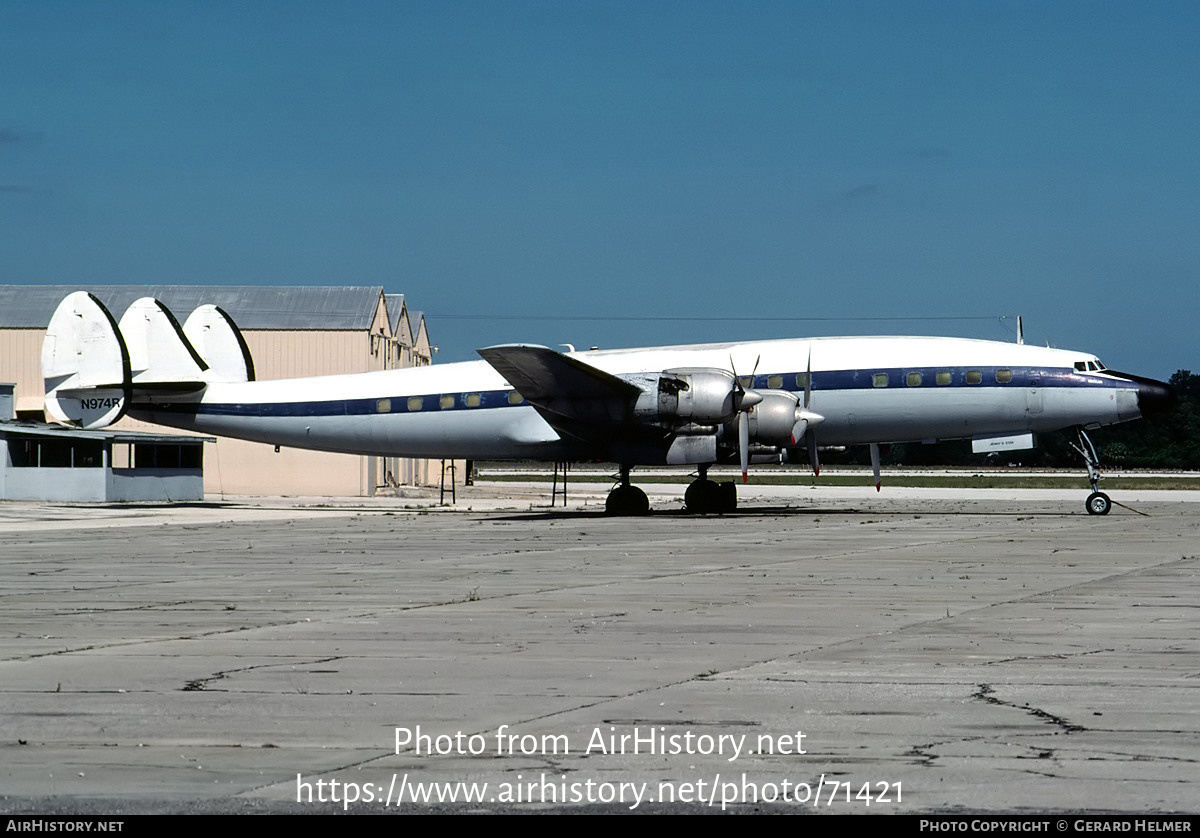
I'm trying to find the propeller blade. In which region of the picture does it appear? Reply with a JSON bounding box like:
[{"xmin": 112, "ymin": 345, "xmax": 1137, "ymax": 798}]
[
  {"xmin": 729, "ymin": 355, "xmax": 762, "ymax": 412},
  {"xmin": 870, "ymin": 442, "xmax": 881, "ymax": 492},
  {"xmin": 790, "ymin": 418, "xmax": 808, "ymax": 447},
  {"xmin": 800, "ymin": 345, "xmax": 819, "ymax": 475},
  {"xmin": 803, "ymin": 346, "xmax": 813, "ymax": 409},
  {"xmin": 739, "ymin": 411, "xmax": 750, "ymax": 483}
]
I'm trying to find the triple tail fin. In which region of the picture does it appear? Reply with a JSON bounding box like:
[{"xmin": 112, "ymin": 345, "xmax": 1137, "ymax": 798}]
[{"xmin": 42, "ymin": 292, "xmax": 255, "ymax": 428}]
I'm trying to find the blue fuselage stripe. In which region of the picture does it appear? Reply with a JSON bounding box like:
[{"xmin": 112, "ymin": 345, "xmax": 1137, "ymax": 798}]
[{"xmin": 166, "ymin": 365, "xmax": 1130, "ymax": 419}]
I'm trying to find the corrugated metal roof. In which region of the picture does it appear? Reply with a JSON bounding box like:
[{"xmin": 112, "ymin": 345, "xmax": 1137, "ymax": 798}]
[
  {"xmin": 384, "ymin": 293, "xmax": 407, "ymax": 335},
  {"xmin": 0, "ymin": 285, "xmax": 385, "ymax": 330}
]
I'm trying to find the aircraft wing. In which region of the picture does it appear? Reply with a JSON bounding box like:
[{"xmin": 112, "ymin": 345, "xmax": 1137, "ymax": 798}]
[{"xmin": 477, "ymin": 344, "xmax": 644, "ymax": 444}]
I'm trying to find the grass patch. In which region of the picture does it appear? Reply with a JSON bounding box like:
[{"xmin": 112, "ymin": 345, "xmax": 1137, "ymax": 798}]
[{"xmin": 478, "ymin": 471, "xmax": 1200, "ymax": 491}]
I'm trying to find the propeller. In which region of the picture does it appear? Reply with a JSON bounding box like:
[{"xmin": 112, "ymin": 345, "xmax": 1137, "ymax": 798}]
[
  {"xmin": 791, "ymin": 348, "xmax": 823, "ymax": 477},
  {"xmin": 730, "ymin": 356, "xmax": 762, "ymax": 483}
]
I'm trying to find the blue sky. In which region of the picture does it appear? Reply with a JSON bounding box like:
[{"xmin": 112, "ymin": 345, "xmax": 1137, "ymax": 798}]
[{"xmin": 2, "ymin": 1, "xmax": 1196, "ymax": 377}]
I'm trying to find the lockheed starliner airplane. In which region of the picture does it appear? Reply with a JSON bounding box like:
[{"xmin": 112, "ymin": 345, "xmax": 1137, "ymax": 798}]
[{"xmin": 41, "ymin": 292, "xmax": 1174, "ymax": 516}]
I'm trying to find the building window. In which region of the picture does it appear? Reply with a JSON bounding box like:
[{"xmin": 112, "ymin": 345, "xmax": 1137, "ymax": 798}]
[{"xmin": 8, "ymin": 438, "xmax": 104, "ymax": 468}]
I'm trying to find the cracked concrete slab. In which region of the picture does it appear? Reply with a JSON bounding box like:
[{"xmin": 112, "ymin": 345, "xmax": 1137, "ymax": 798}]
[{"xmin": 0, "ymin": 488, "xmax": 1198, "ymax": 813}]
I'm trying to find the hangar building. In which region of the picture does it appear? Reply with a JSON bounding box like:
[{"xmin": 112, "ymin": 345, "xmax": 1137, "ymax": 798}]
[{"xmin": 0, "ymin": 285, "xmax": 437, "ymax": 497}]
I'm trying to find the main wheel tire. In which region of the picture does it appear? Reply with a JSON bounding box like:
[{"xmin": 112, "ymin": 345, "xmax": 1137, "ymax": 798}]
[
  {"xmin": 684, "ymin": 479, "xmax": 720, "ymax": 514},
  {"xmin": 606, "ymin": 484, "xmax": 650, "ymax": 516},
  {"xmin": 1085, "ymin": 491, "xmax": 1111, "ymax": 516},
  {"xmin": 717, "ymin": 481, "xmax": 738, "ymax": 514}
]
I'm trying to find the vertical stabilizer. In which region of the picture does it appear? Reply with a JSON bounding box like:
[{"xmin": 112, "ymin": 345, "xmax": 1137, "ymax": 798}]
[
  {"xmin": 118, "ymin": 297, "xmax": 209, "ymax": 386},
  {"xmin": 183, "ymin": 304, "xmax": 256, "ymax": 382},
  {"xmin": 42, "ymin": 291, "xmax": 131, "ymax": 428}
]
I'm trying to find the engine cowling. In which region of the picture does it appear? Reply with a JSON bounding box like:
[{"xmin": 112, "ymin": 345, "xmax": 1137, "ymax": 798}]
[
  {"xmin": 631, "ymin": 368, "xmax": 739, "ymax": 424},
  {"xmin": 741, "ymin": 390, "xmax": 801, "ymax": 446}
]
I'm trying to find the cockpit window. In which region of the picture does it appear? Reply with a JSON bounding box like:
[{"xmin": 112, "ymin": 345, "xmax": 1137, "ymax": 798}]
[{"xmin": 1074, "ymin": 362, "xmax": 1087, "ymax": 372}]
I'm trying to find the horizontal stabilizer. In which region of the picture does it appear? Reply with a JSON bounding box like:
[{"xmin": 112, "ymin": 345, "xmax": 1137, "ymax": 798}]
[
  {"xmin": 183, "ymin": 304, "xmax": 256, "ymax": 383},
  {"xmin": 42, "ymin": 291, "xmax": 131, "ymax": 428}
]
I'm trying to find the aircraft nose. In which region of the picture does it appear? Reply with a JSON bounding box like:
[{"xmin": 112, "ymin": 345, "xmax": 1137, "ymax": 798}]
[
  {"xmin": 1137, "ymin": 376, "xmax": 1176, "ymax": 415},
  {"xmin": 1107, "ymin": 370, "xmax": 1176, "ymax": 416}
]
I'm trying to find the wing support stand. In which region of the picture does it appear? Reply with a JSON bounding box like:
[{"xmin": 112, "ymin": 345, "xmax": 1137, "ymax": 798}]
[
  {"xmin": 1069, "ymin": 428, "xmax": 1111, "ymax": 516},
  {"xmin": 439, "ymin": 459, "xmax": 457, "ymax": 505},
  {"xmin": 552, "ymin": 461, "xmax": 569, "ymax": 507}
]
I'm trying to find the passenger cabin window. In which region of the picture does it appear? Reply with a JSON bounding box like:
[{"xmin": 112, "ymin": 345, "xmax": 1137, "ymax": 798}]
[
  {"xmin": 464, "ymin": 393, "xmax": 481, "ymax": 407},
  {"xmin": 440, "ymin": 394, "xmax": 455, "ymax": 409},
  {"xmin": 767, "ymin": 374, "xmax": 783, "ymax": 389},
  {"xmin": 936, "ymin": 371, "xmax": 951, "ymax": 386},
  {"xmin": 906, "ymin": 372, "xmax": 922, "ymax": 387},
  {"xmin": 996, "ymin": 369, "xmax": 1013, "ymax": 383},
  {"xmin": 872, "ymin": 373, "xmax": 889, "ymax": 388},
  {"xmin": 966, "ymin": 370, "xmax": 982, "ymax": 384},
  {"xmin": 376, "ymin": 398, "xmax": 391, "ymax": 413},
  {"xmin": 507, "ymin": 391, "xmax": 524, "ymax": 405},
  {"xmin": 795, "ymin": 373, "xmax": 810, "ymax": 389},
  {"xmin": 407, "ymin": 397, "xmax": 423, "ymax": 411},
  {"xmin": 738, "ymin": 376, "xmax": 753, "ymax": 388}
]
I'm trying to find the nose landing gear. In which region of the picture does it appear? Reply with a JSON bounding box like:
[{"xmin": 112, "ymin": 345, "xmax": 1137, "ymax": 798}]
[{"xmin": 1070, "ymin": 428, "xmax": 1111, "ymax": 516}]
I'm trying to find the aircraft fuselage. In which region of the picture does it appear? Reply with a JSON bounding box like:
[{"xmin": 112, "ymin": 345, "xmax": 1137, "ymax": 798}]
[{"xmin": 128, "ymin": 335, "xmax": 1164, "ymax": 464}]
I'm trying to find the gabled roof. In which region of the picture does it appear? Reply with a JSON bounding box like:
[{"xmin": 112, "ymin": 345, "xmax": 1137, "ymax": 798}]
[
  {"xmin": 384, "ymin": 293, "xmax": 412, "ymax": 343},
  {"xmin": 0, "ymin": 285, "xmax": 386, "ymax": 330}
]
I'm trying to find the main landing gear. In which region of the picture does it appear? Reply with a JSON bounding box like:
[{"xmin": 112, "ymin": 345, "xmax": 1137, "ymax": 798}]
[
  {"xmin": 1069, "ymin": 427, "xmax": 1111, "ymax": 516},
  {"xmin": 605, "ymin": 465, "xmax": 650, "ymax": 516},
  {"xmin": 684, "ymin": 466, "xmax": 737, "ymax": 515},
  {"xmin": 603, "ymin": 465, "xmax": 739, "ymax": 516}
]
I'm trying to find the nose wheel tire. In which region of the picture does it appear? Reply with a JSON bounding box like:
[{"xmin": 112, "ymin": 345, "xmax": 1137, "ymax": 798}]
[{"xmin": 1086, "ymin": 491, "xmax": 1111, "ymax": 516}]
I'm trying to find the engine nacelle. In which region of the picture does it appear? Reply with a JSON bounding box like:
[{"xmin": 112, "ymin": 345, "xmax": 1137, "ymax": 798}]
[
  {"xmin": 631, "ymin": 368, "xmax": 738, "ymax": 424},
  {"xmin": 732, "ymin": 390, "xmax": 800, "ymax": 446}
]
